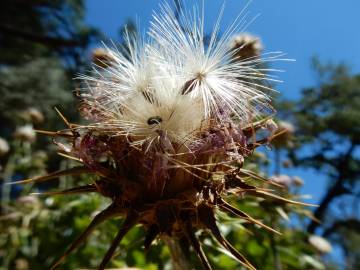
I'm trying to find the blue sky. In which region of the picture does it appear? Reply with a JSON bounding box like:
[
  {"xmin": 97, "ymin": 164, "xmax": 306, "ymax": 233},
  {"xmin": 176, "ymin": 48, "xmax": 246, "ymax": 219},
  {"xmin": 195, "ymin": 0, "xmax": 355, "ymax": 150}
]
[
  {"xmin": 85, "ymin": 0, "xmax": 360, "ymax": 205},
  {"xmin": 86, "ymin": 0, "xmax": 360, "ymax": 99}
]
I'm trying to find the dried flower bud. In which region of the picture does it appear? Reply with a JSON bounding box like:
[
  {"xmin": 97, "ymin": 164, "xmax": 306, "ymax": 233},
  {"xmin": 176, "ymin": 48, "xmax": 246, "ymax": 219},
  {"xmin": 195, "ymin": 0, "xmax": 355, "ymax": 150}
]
[
  {"xmin": 91, "ymin": 48, "xmax": 116, "ymax": 68},
  {"xmin": 308, "ymin": 235, "xmax": 332, "ymax": 254},
  {"xmin": 27, "ymin": 108, "xmax": 44, "ymax": 124},
  {"xmin": 15, "ymin": 258, "xmax": 29, "ymax": 270},
  {"xmin": 0, "ymin": 137, "xmax": 10, "ymax": 156},
  {"xmin": 270, "ymin": 174, "xmax": 293, "ymax": 188},
  {"xmin": 270, "ymin": 174, "xmax": 304, "ymax": 188},
  {"xmin": 14, "ymin": 125, "xmax": 36, "ymax": 142},
  {"xmin": 17, "ymin": 195, "xmax": 40, "ymax": 206},
  {"xmin": 292, "ymin": 176, "xmax": 304, "ymax": 187},
  {"xmin": 229, "ymin": 33, "xmax": 263, "ymax": 61},
  {"xmin": 271, "ymin": 120, "xmax": 295, "ymax": 148},
  {"xmin": 278, "ymin": 121, "xmax": 295, "ymax": 134},
  {"xmin": 265, "ymin": 119, "xmax": 278, "ymax": 134},
  {"xmin": 19, "ymin": 108, "xmax": 45, "ymax": 124}
]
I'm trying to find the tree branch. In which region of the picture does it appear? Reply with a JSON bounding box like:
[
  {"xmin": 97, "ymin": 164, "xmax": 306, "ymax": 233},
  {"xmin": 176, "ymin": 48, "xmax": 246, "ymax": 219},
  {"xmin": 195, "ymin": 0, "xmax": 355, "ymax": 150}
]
[
  {"xmin": 323, "ymin": 218, "xmax": 360, "ymax": 237},
  {"xmin": 0, "ymin": 24, "xmax": 83, "ymax": 48},
  {"xmin": 307, "ymin": 143, "xmax": 356, "ymax": 233}
]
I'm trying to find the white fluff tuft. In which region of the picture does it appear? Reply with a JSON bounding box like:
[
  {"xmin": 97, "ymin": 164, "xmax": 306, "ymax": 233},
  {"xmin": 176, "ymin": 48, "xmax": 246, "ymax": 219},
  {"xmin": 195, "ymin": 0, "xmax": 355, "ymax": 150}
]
[{"xmin": 78, "ymin": 1, "xmax": 285, "ymax": 147}]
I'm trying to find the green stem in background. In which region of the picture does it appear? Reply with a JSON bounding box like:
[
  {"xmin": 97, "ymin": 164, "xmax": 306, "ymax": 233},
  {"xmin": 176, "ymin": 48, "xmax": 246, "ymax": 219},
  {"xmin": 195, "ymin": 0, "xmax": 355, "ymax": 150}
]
[
  {"xmin": 1, "ymin": 140, "xmax": 23, "ymax": 213},
  {"xmin": 163, "ymin": 236, "xmax": 191, "ymax": 270},
  {"xmin": 269, "ymin": 219, "xmax": 282, "ymax": 270},
  {"xmin": 270, "ymin": 145, "xmax": 282, "ymax": 270},
  {"xmin": 1, "ymin": 157, "xmax": 15, "ymax": 213},
  {"xmin": 1, "ymin": 140, "xmax": 34, "ymax": 213}
]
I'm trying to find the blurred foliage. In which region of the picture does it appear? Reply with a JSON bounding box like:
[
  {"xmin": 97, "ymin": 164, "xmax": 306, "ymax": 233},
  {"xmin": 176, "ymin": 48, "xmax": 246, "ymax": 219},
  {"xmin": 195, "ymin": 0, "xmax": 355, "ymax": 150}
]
[
  {"xmin": 0, "ymin": 0, "xmax": 98, "ymax": 68},
  {"xmin": 0, "ymin": 0, "xmax": 100, "ymax": 137},
  {"xmin": 279, "ymin": 59, "xmax": 360, "ymax": 270},
  {"xmin": 0, "ymin": 58, "xmax": 73, "ymax": 134},
  {"xmin": 0, "ymin": 1, "xmax": 350, "ymax": 269}
]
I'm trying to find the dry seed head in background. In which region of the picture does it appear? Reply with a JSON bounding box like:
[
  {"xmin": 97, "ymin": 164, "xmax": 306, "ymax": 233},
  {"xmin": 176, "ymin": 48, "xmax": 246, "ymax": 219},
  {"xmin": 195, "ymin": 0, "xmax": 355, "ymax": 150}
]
[
  {"xmin": 229, "ymin": 33, "xmax": 263, "ymax": 61},
  {"xmin": 14, "ymin": 1, "xmax": 310, "ymax": 270},
  {"xmin": 0, "ymin": 137, "xmax": 10, "ymax": 157}
]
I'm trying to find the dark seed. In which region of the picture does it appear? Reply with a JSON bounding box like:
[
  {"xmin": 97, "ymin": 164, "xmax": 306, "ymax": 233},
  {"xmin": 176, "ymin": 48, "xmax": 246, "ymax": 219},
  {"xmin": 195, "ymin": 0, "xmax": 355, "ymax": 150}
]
[
  {"xmin": 181, "ymin": 78, "xmax": 197, "ymax": 95},
  {"xmin": 181, "ymin": 73, "xmax": 204, "ymax": 95},
  {"xmin": 147, "ymin": 116, "xmax": 162, "ymax": 125}
]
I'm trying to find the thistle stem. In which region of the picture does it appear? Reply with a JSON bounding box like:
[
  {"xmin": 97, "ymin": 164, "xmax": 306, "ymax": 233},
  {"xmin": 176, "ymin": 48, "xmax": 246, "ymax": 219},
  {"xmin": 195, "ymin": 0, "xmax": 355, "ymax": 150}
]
[
  {"xmin": 269, "ymin": 220, "xmax": 282, "ymax": 270},
  {"xmin": 163, "ymin": 236, "xmax": 191, "ymax": 270}
]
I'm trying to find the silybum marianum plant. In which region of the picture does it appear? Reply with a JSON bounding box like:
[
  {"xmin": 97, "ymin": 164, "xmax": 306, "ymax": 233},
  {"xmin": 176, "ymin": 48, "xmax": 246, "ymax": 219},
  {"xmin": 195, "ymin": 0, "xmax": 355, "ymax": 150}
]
[{"xmin": 15, "ymin": 2, "xmax": 309, "ymax": 269}]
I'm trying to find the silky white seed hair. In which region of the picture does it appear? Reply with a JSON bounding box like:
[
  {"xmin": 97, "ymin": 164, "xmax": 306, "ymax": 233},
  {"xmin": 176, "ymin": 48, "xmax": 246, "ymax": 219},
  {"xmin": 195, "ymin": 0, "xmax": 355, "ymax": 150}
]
[{"xmin": 78, "ymin": 1, "xmax": 287, "ymax": 147}]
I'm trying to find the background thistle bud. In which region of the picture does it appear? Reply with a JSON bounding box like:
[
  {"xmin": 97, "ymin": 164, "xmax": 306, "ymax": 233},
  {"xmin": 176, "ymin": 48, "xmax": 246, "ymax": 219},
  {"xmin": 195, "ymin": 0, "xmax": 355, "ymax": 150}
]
[
  {"xmin": 229, "ymin": 33, "xmax": 263, "ymax": 61},
  {"xmin": 271, "ymin": 120, "xmax": 296, "ymax": 148},
  {"xmin": 270, "ymin": 174, "xmax": 293, "ymax": 188},
  {"xmin": 14, "ymin": 125, "xmax": 36, "ymax": 142},
  {"xmin": 27, "ymin": 108, "xmax": 45, "ymax": 124},
  {"xmin": 91, "ymin": 48, "xmax": 116, "ymax": 68},
  {"xmin": 308, "ymin": 235, "xmax": 332, "ymax": 254},
  {"xmin": 0, "ymin": 137, "xmax": 10, "ymax": 157},
  {"xmin": 293, "ymin": 176, "xmax": 304, "ymax": 187}
]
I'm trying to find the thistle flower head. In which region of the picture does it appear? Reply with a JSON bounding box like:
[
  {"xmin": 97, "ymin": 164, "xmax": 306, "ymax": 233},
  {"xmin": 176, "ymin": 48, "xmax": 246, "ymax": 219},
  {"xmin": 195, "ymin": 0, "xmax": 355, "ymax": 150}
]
[
  {"xmin": 18, "ymin": 2, "xmax": 308, "ymax": 270},
  {"xmin": 78, "ymin": 1, "xmax": 281, "ymax": 149}
]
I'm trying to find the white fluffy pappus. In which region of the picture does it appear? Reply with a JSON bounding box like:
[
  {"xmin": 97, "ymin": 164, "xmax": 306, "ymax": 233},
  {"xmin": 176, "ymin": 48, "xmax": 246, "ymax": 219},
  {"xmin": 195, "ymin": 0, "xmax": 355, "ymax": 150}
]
[{"xmin": 78, "ymin": 1, "xmax": 287, "ymax": 147}]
